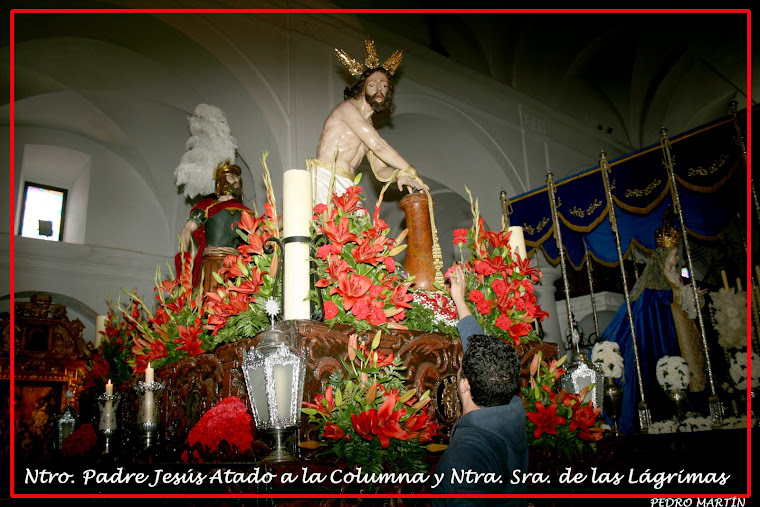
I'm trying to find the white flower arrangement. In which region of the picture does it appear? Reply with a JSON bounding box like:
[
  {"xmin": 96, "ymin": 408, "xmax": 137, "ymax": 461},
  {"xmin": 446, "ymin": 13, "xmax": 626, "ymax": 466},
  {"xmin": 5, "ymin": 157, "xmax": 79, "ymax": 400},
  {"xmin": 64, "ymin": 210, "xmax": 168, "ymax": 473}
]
[
  {"xmin": 728, "ymin": 351, "xmax": 760, "ymax": 390},
  {"xmin": 647, "ymin": 419, "xmax": 679, "ymax": 434},
  {"xmin": 655, "ymin": 355, "xmax": 691, "ymax": 391},
  {"xmin": 590, "ymin": 341, "xmax": 624, "ymax": 378},
  {"xmin": 709, "ymin": 287, "xmax": 747, "ymax": 350},
  {"xmin": 678, "ymin": 415, "xmax": 713, "ymax": 433},
  {"xmin": 719, "ymin": 415, "xmax": 753, "ymax": 429}
]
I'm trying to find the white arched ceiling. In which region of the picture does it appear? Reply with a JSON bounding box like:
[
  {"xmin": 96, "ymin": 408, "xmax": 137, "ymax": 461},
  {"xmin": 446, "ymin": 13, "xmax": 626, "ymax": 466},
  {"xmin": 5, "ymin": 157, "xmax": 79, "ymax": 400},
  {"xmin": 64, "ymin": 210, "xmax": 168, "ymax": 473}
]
[{"xmin": 7, "ymin": 11, "xmax": 289, "ymax": 253}]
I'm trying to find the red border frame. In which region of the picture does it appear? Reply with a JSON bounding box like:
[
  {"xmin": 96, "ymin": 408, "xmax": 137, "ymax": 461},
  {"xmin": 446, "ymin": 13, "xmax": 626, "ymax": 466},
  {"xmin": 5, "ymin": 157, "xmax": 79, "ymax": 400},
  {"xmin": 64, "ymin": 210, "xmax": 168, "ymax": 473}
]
[{"xmin": 7, "ymin": 7, "xmax": 752, "ymax": 502}]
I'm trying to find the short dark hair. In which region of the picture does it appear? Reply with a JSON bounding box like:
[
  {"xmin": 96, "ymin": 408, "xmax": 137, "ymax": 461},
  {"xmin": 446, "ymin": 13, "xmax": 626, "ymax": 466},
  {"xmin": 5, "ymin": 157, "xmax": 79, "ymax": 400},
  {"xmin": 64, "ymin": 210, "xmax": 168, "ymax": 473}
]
[
  {"xmin": 343, "ymin": 67, "xmax": 396, "ymax": 112},
  {"xmin": 461, "ymin": 335, "xmax": 521, "ymax": 407}
]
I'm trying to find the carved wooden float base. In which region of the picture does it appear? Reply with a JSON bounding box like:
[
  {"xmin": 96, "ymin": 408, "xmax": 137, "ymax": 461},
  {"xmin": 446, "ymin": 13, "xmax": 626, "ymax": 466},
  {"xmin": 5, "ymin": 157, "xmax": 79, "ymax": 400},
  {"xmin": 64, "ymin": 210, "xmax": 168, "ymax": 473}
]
[{"xmin": 119, "ymin": 320, "xmax": 556, "ymax": 450}]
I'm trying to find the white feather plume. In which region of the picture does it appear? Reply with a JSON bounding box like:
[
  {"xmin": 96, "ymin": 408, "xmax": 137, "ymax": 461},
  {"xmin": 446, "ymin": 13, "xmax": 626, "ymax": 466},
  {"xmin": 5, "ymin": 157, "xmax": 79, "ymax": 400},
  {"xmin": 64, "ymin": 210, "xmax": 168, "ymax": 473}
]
[{"xmin": 174, "ymin": 104, "xmax": 238, "ymax": 198}]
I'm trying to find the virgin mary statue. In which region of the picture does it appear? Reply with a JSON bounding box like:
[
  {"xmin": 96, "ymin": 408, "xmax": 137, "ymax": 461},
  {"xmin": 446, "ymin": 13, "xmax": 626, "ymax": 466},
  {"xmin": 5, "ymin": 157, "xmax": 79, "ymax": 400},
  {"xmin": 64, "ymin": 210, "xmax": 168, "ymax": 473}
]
[{"xmin": 600, "ymin": 206, "xmax": 707, "ymax": 433}]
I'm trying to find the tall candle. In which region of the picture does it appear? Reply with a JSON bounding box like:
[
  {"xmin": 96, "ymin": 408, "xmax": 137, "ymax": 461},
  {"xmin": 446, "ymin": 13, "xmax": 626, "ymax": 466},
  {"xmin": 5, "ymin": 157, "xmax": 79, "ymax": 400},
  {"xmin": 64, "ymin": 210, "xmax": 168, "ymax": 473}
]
[
  {"xmin": 737, "ymin": 278, "xmax": 743, "ymax": 292},
  {"xmin": 145, "ymin": 363, "xmax": 154, "ymax": 384},
  {"xmin": 283, "ymin": 169, "xmax": 312, "ymax": 320},
  {"xmin": 508, "ymin": 226, "xmax": 526, "ymax": 261},
  {"xmin": 721, "ymin": 270, "xmax": 729, "ymax": 290},
  {"xmin": 105, "ymin": 379, "xmax": 113, "ymax": 396},
  {"xmin": 94, "ymin": 315, "xmax": 107, "ymax": 349}
]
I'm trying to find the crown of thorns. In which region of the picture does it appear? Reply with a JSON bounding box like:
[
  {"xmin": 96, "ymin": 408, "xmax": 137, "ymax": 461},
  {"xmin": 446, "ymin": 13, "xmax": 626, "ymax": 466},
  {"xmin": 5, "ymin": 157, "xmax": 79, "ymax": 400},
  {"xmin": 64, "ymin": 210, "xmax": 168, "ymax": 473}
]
[{"xmin": 335, "ymin": 38, "xmax": 404, "ymax": 76}]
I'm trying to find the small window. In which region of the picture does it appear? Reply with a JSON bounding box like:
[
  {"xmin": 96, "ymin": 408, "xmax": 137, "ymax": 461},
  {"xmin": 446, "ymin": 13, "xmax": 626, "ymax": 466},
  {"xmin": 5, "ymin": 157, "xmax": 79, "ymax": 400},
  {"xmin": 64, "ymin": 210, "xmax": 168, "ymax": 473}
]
[{"xmin": 19, "ymin": 182, "xmax": 67, "ymax": 241}]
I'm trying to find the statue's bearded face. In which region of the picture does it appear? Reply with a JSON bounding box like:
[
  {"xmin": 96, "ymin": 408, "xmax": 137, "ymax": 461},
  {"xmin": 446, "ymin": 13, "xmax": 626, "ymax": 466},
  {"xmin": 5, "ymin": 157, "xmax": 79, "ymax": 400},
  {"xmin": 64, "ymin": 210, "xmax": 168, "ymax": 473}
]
[
  {"xmin": 364, "ymin": 71, "xmax": 390, "ymax": 113},
  {"xmin": 217, "ymin": 171, "xmax": 242, "ymax": 199}
]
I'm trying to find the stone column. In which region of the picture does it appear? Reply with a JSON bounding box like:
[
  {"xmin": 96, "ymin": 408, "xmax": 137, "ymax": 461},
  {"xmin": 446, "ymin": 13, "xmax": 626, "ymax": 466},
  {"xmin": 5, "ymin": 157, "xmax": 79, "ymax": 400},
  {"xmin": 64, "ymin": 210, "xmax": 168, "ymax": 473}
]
[
  {"xmin": 532, "ymin": 261, "xmax": 567, "ymax": 357},
  {"xmin": 399, "ymin": 193, "xmax": 436, "ymax": 290}
]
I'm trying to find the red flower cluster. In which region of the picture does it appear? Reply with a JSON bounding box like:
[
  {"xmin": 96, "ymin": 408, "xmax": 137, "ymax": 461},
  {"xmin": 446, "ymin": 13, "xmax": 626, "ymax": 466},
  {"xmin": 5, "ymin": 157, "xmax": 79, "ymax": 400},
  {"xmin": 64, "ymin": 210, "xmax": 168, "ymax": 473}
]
[
  {"xmin": 452, "ymin": 211, "xmax": 547, "ymax": 345},
  {"xmin": 300, "ymin": 332, "xmax": 441, "ymax": 474},
  {"xmin": 313, "ymin": 185, "xmax": 413, "ymax": 331},
  {"xmin": 203, "ymin": 206, "xmax": 278, "ymax": 336},
  {"xmin": 523, "ymin": 352, "xmax": 604, "ymax": 460},
  {"xmin": 184, "ymin": 397, "xmax": 255, "ymax": 460},
  {"xmin": 61, "ymin": 423, "xmax": 97, "ymax": 457}
]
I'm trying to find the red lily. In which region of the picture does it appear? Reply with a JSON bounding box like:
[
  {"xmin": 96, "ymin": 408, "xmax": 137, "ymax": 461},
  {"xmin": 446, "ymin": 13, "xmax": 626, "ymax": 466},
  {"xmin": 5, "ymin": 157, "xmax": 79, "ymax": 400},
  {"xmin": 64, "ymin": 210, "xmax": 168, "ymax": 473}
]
[
  {"xmin": 330, "ymin": 273, "xmax": 372, "ymax": 311},
  {"xmin": 389, "ymin": 283, "xmax": 414, "ymax": 309},
  {"xmin": 323, "ymin": 216, "xmax": 358, "ymax": 247},
  {"xmin": 570, "ymin": 404, "xmax": 602, "ymax": 433},
  {"xmin": 526, "ymin": 401, "xmax": 567, "ymax": 438},
  {"xmin": 146, "ymin": 339, "xmax": 169, "ymax": 362},
  {"xmin": 176, "ymin": 318, "xmax": 205, "ymax": 356},
  {"xmin": 236, "ymin": 211, "xmax": 264, "ymax": 236},
  {"xmin": 351, "ymin": 409, "xmax": 378, "ymax": 441},
  {"xmin": 323, "ymin": 422, "xmax": 345, "ymax": 441},
  {"xmin": 484, "ymin": 229, "xmax": 511, "ymax": 249},
  {"xmin": 303, "ymin": 385, "xmax": 335, "ymax": 416},
  {"xmin": 374, "ymin": 392, "xmax": 409, "ymax": 448},
  {"xmin": 351, "ymin": 236, "xmax": 388, "ymax": 266},
  {"xmin": 333, "ymin": 185, "xmax": 363, "ymax": 213}
]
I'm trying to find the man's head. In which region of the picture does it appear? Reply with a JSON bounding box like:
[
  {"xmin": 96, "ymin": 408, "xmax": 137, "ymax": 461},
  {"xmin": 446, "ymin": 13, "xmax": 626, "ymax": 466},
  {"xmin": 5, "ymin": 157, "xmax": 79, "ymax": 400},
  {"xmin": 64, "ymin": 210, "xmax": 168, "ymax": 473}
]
[
  {"xmin": 344, "ymin": 68, "xmax": 395, "ymax": 113},
  {"xmin": 459, "ymin": 335, "xmax": 521, "ymax": 412},
  {"xmin": 215, "ymin": 163, "xmax": 242, "ymax": 199}
]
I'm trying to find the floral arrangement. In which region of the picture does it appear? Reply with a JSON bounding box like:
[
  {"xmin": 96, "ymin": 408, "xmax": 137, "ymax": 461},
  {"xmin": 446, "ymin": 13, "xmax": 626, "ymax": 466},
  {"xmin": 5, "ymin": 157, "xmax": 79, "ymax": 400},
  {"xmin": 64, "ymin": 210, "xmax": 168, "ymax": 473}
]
[
  {"xmin": 709, "ymin": 287, "xmax": 747, "ymax": 350},
  {"xmin": 61, "ymin": 423, "xmax": 97, "ymax": 457},
  {"xmin": 310, "ymin": 175, "xmax": 414, "ymax": 334},
  {"xmin": 84, "ymin": 156, "xmax": 281, "ymax": 380},
  {"xmin": 590, "ymin": 341, "xmax": 624, "ymax": 378},
  {"xmin": 522, "ymin": 352, "xmax": 604, "ymax": 460},
  {"xmin": 647, "ymin": 414, "xmax": 752, "ymax": 434},
  {"xmin": 728, "ymin": 351, "xmax": 760, "ymax": 390},
  {"xmin": 122, "ymin": 256, "xmax": 208, "ymax": 376},
  {"xmin": 403, "ymin": 290, "xmax": 460, "ymax": 338},
  {"xmin": 655, "ymin": 356, "xmax": 691, "ymax": 391},
  {"xmin": 299, "ymin": 331, "xmax": 443, "ymax": 476},
  {"xmin": 203, "ymin": 201, "xmax": 279, "ymax": 344},
  {"xmin": 80, "ymin": 302, "xmax": 145, "ymax": 391},
  {"xmin": 645, "ymin": 419, "xmax": 680, "ymax": 434},
  {"xmin": 451, "ymin": 188, "xmax": 547, "ymax": 346},
  {"xmin": 182, "ymin": 396, "xmax": 256, "ymax": 463}
]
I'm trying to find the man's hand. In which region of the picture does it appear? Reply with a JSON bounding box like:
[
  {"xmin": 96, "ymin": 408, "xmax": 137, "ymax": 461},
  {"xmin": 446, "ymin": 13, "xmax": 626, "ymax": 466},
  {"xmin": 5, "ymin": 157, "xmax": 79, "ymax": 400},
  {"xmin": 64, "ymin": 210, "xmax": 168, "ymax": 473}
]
[
  {"xmin": 449, "ymin": 264, "xmax": 472, "ymax": 320},
  {"xmin": 397, "ymin": 173, "xmax": 429, "ymax": 194}
]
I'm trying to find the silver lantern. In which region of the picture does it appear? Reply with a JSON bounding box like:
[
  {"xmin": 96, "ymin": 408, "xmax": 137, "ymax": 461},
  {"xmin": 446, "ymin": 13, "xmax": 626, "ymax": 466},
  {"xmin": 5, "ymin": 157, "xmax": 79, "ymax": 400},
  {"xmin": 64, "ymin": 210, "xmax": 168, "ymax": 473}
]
[{"xmin": 242, "ymin": 321, "xmax": 306, "ymax": 462}]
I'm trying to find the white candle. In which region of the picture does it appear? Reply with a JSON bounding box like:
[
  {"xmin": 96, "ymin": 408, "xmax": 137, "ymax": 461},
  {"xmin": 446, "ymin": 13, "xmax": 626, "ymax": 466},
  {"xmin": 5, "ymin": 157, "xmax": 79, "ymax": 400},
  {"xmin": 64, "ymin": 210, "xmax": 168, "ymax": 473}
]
[
  {"xmin": 143, "ymin": 363, "xmax": 155, "ymax": 423},
  {"xmin": 721, "ymin": 270, "xmax": 729, "ymax": 290},
  {"xmin": 103, "ymin": 380, "xmax": 115, "ymax": 430},
  {"xmin": 283, "ymin": 169, "xmax": 312, "ymax": 237},
  {"xmin": 94, "ymin": 315, "xmax": 107, "ymax": 349},
  {"xmin": 737, "ymin": 278, "xmax": 743, "ymax": 292},
  {"xmin": 145, "ymin": 362, "xmax": 154, "ymax": 384},
  {"xmin": 508, "ymin": 226, "xmax": 527, "ymax": 261},
  {"xmin": 143, "ymin": 390, "xmax": 155, "ymax": 424},
  {"xmin": 283, "ymin": 169, "xmax": 312, "ymax": 320}
]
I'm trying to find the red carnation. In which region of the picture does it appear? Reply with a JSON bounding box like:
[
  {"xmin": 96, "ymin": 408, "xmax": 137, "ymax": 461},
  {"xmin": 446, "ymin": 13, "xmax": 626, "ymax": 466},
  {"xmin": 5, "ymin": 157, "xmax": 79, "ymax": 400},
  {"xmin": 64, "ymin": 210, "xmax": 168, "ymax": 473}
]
[
  {"xmin": 468, "ymin": 289, "xmax": 485, "ymax": 304},
  {"xmin": 185, "ymin": 397, "xmax": 255, "ymax": 460},
  {"xmin": 323, "ymin": 300, "xmax": 339, "ymax": 320}
]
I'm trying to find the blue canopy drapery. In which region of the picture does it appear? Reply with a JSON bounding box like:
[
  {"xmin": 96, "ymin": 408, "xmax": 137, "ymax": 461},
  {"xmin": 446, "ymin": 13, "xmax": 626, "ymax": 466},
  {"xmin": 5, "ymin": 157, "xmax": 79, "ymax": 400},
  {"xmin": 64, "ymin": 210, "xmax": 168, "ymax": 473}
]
[{"xmin": 510, "ymin": 109, "xmax": 747, "ymax": 269}]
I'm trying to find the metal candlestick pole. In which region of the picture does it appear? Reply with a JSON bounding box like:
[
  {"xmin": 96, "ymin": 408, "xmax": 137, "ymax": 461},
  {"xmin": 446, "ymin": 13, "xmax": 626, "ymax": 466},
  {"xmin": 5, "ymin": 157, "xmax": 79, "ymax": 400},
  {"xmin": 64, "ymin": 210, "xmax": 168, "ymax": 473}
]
[
  {"xmin": 599, "ymin": 150, "xmax": 651, "ymax": 431},
  {"xmin": 659, "ymin": 126, "xmax": 723, "ymax": 424},
  {"xmin": 729, "ymin": 100, "xmax": 760, "ymax": 352},
  {"xmin": 500, "ymin": 189, "xmax": 511, "ymax": 229},
  {"xmin": 546, "ymin": 171, "xmax": 577, "ymax": 348},
  {"xmin": 583, "ymin": 241, "xmax": 601, "ymax": 339}
]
